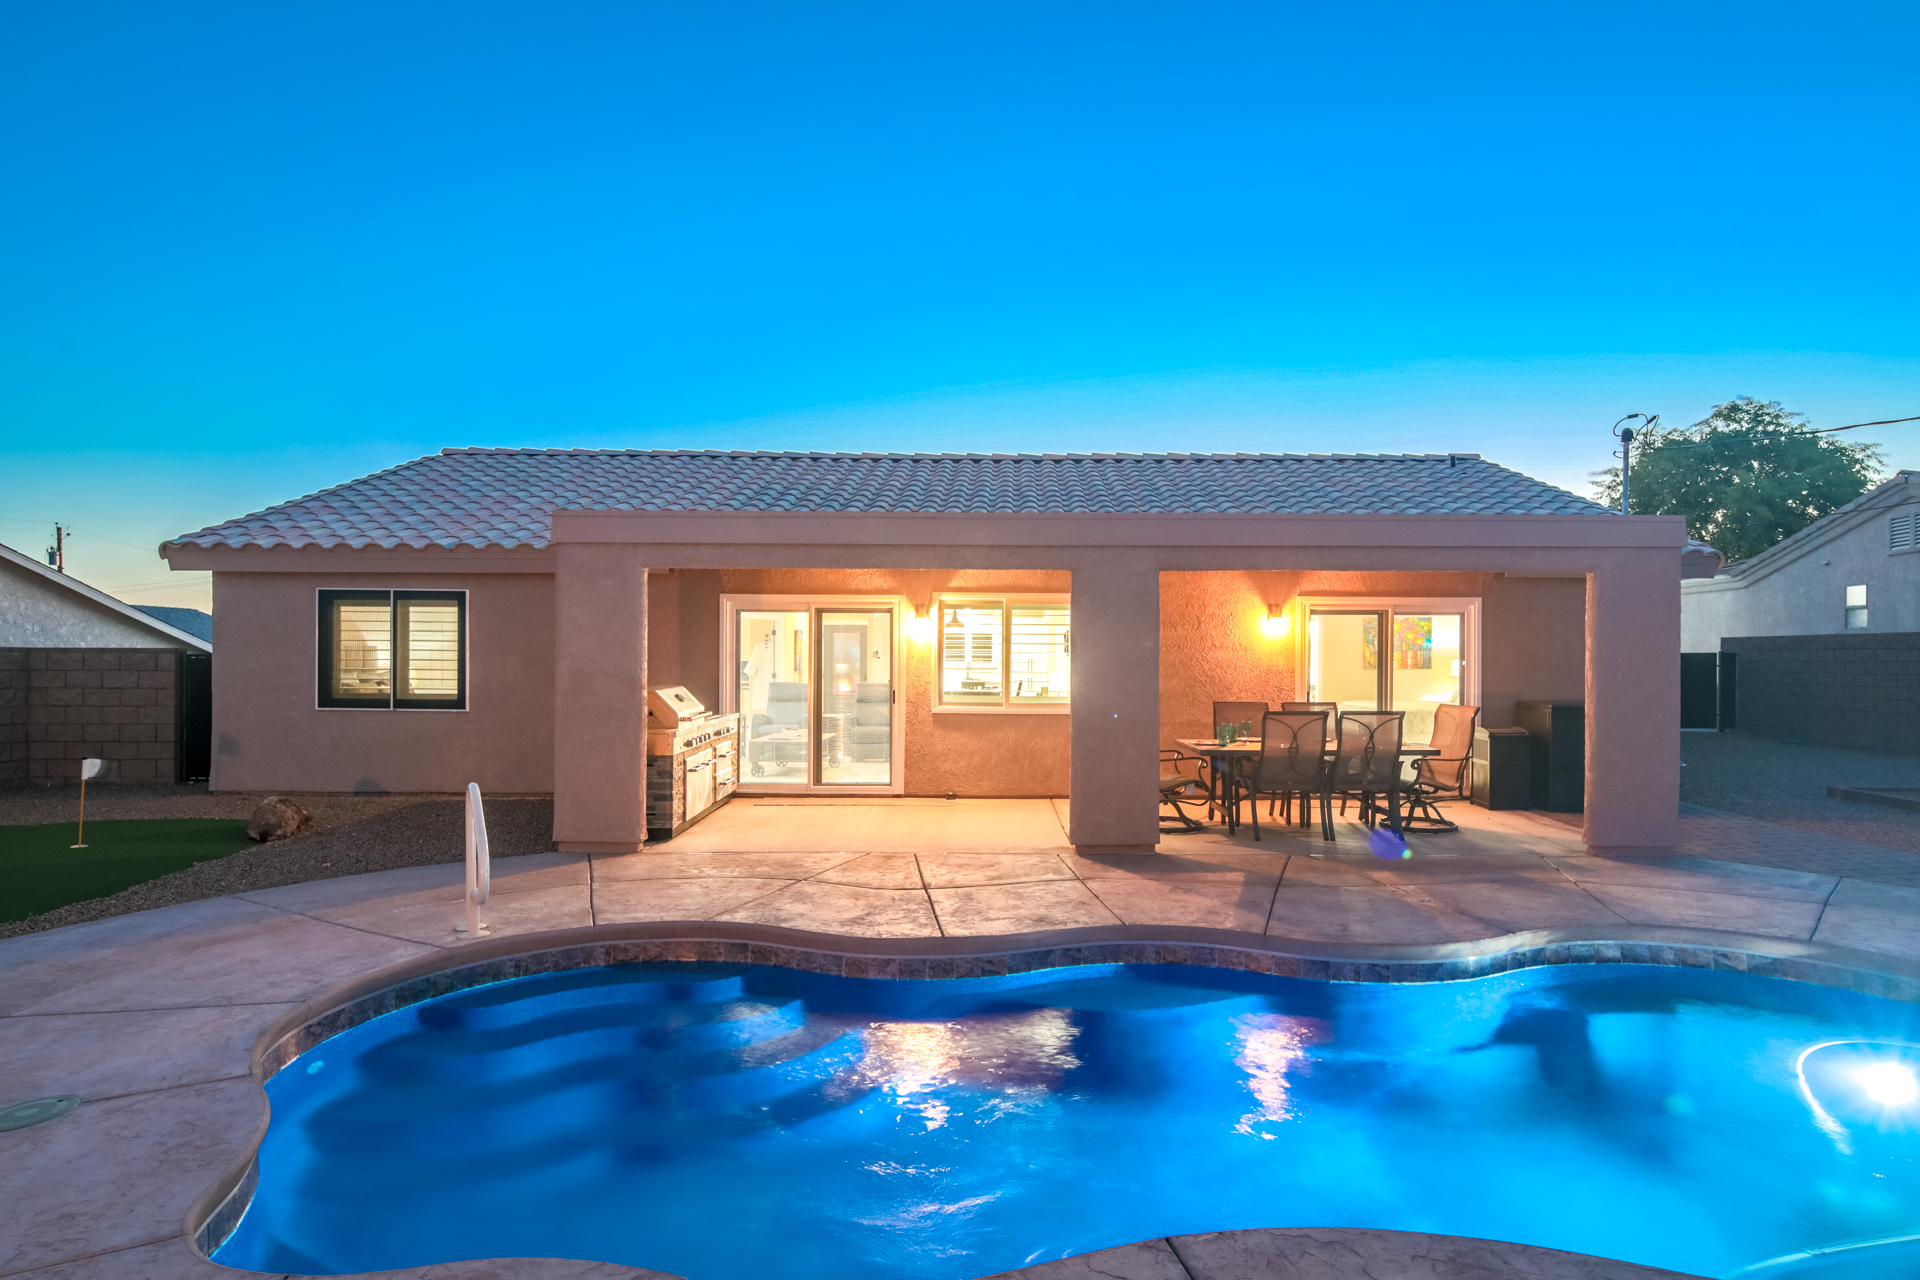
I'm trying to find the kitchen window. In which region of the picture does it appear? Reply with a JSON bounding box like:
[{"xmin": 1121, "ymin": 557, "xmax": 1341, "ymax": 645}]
[
  {"xmin": 318, "ymin": 589, "xmax": 467, "ymax": 710},
  {"xmin": 935, "ymin": 597, "xmax": 1069, "ymax": 711}
]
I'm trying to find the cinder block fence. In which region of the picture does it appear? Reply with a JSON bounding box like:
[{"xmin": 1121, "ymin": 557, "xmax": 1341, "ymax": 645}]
[
  {"xmin": 0, "ymin": 648, "xmax": 197, "ymax": 786},
  {"xmin": 1721, "ymin": 632, "xmax": 1920, "ymax": 755}
]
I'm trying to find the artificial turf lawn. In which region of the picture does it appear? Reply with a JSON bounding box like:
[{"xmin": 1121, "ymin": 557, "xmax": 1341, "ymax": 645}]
[{"xmin": 0, "ymin": 818, "xmax": 255, "ymax": 922}]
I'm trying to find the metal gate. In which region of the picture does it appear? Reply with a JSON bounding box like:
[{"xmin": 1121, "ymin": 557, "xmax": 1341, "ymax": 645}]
[{"xmin": 176, "ymin": 652, "xmax": 212, "ymax": 783}]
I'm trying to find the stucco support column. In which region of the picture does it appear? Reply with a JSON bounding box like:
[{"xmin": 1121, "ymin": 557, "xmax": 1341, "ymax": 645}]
[
  {"xmin": 554, "ymin": 544, "xmax": 649, "ymax": 854},
  {"xmin": 1069, "ymin": 557, "xmax": 1161, "ymax": 853},
  {"xmin": 1584, "ymin": 550, "xmax": 1680, "ymax": 855}
]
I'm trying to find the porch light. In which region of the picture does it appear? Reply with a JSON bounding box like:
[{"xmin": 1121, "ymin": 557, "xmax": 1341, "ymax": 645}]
[
  {"xmin": 1262, "ymin": 606, "xmax": 1292, "ymax": 638},
  {"xmin": 907, "ymin": 609, "xmax": 935, "ymax": 644}
]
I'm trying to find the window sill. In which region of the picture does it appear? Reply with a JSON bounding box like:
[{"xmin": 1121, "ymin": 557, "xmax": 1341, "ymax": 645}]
[{"xmin": 933, "ymin": 704, "xmax": 1071, "ymax": 716}]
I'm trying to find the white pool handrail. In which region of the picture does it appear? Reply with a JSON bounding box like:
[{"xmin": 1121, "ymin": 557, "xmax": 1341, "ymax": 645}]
[{"xmin": 457, "ymin": 782, "xmax": 492, "ymax": 938}]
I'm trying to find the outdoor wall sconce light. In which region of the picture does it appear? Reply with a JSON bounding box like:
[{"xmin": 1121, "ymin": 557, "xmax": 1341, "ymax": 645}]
[
  {"xmin": 906, "ymin": 603, "xmax": 935, "ymax": 644},
  {"xmin": 1262, "ymin": 606, "xmax": 1292, "ymax": 638}
]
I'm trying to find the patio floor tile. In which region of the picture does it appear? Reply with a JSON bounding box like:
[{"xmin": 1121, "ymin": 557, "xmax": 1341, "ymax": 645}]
[
  {"xmin": 18, "ymin": 913, "xmax": 436, "ymax": 1015},
  {"xmin": 930, "ymin": 880, "xmax": 1121, "ymax": 936},
  {"xmin": 590, "ymin": 876, "xmax": 797, "ymax": 923},
  {"xmin": 0, "ymin": 1002, "xmax": 291, "ymax": 1101},
  {"xmin": 1812, "ymin": 902, "xmax": 1920, "ymax": 960},
  {"xmin": 918, "ymin": 852, "xmax": 1076, "ymax": 888},
  {"xmin": 1082, "ymin": 877, "xmax": 1278, "ymax": 931},
  {"xmin": 715, "ymin": 881, "xmax": 939, "ymax": 938},
  {"xmin": 591, "ymin": 851, "xmax": 859, "ymax": 882},
  {"xmin": 1276, "ymin": 855, "xmax": 1398, "ymax": 886},
  {"xmin": 1575, "ymin": 883, "xmax": 1825, "ymax": 939},
  {"xmin": 0, "ymin": 1077, "xmax": 264, "ymax": 1276},
  {"xmin": 1066, "ymin": 852, "xmax": 1286, "ymax": 882},
  {"xmin": 1354, "ymin": 854, "xmax": 1567, "ymax": 885},
  {"xmin": 0, "ymin": 1238, "xmax": 234, "ymax": 1280},
  {"xmin": 809, "ymin": 853, "xmax": 924, "ymax": 889},
  {"xmin": 233, "ymin": 853, "xmax": 588, "ymax": 914},
  {"xmin": 1409, "ymin": 880, "xmax": 1631, "ymax": 932},
  {"xmin": 1544, "ymin": 854, "xmax": 1838, "ymax": 903},
  {"xmin": 312, "ymin": 883, "xmax": 595, "ymax": 948},
  {"xmin": 1826, "ymin": 878, "xmax": 1920, "ymax": 910},
  {"xmin": 1265, "ymin": 884, "xmax": 1489, "ymax": 945},
  {"xmin": 981, "ymin": 1237, "xmax": 1189, "ymax": 1280}
]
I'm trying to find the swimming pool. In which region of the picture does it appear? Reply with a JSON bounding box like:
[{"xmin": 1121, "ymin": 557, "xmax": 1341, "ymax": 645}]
[{"xmin": 215, "ymin": 960, "xmax": 1920, "ymax": 1280}]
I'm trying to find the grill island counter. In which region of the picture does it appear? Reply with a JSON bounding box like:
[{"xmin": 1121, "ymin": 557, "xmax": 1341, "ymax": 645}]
[{"xmin": 644, "ymin": 686, "xmax": 739, "ymax": 841}]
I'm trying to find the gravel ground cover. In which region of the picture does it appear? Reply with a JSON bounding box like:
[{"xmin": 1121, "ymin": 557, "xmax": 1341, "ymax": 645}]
[
  {"xmin": 1681, "ymin": 730, "xmax": 1920, "ymax": 854},
  {"xmin": 0, "ymin": 786, "xmax": 556, "ymax": 940}
]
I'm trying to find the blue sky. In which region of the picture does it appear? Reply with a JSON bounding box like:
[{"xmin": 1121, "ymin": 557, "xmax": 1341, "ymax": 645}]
[{"xmin": 2, "ymin": 1, "xmax": 1916, "ymax": 609}]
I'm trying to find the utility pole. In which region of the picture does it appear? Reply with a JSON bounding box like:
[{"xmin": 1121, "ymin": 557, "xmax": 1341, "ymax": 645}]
[
  {"xmin": 46, "ymin": 525, "xmax": 67, "ymax": 573},
  {"xmin": 1611, "ymin": 414, "xmax": 1658, "ymax": 515}
]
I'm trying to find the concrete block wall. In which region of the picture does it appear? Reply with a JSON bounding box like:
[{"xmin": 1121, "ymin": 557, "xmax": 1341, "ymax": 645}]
[
  {"xmin": 0, "ymin": 650, "xmax": 25, "ymax": 786},
  {"xmin": 6, "ymin": 649, "xmax": 180, "ymax": 785},
  {"xmin": 1722, "ymin": 632, "xmax": 1920, "ymax": 755}
]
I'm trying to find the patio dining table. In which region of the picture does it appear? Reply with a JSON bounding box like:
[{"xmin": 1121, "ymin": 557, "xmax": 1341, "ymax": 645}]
[{"xmin": 1173, "ymin": 738, "xmax": 1440, "ymax": 835}]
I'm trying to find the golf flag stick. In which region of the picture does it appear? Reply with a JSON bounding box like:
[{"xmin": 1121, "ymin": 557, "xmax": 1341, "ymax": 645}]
[{"xmin": 72, "ymin": 757, "xmax": 104, "ymax": 848}]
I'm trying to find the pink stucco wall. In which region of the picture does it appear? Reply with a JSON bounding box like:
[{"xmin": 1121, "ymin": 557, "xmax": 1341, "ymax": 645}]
[
  {"xmin": 1157, "ymin": 570, "xmax": 1586, "ymax": 748},
  {"xmin": 202, "ymin": 563, "xmax": 1587, "ymax": 803},
  {"xmin": 206, "ymin": 570, "xmax": 556, "ymax": 794}
]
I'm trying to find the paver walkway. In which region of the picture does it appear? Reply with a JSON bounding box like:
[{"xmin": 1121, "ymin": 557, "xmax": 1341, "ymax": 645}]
[{"xmin": 5, "ymin": 798, "xmax": 1920, "ymax": 1280}]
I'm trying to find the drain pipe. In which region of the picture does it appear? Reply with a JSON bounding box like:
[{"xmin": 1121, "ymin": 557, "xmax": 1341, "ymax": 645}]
[{"xmin": 456, "ymin": 782, "xmax": 491, "ymax": 938}]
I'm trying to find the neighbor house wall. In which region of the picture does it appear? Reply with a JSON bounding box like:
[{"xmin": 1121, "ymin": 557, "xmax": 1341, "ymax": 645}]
[
  {"xmin": 207, "ymin": 571, "xmax": 556, "ymax": 793},
  {"xmin": 1682, "ymin": 490, "xmax": 1920, "ymax": 649},
  {"xmin": 0, "ymin": 557, "xmax": 193, "ymax": 648}
]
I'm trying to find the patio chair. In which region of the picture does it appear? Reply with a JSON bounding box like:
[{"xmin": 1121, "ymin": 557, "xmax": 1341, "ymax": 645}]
[
  {"xmin": 1274, "ymin": 703, "xmax": 1336, "ymax": 817},
  {"xmin": 1160, "ymin": 748, "xmax": 1210, "ymax": 833},
  {"xmin": 1327, "ymin": 710, "xmax": 1406, "ymax": 839},
  {"xmin": 1400, "ymin": 703, "xmax": 1479, "ymax": 832},
  {"xmin": 1208, "ymin": 701, "xmax": 1268, "ymax": 822},
  {"xmin": 1244, "ymin": 711, "xmax": 1330, "ymax": 843}
]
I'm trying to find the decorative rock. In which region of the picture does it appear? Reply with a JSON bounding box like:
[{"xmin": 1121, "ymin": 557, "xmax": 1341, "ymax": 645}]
[{"xmin": 247, "ymin": 796, "xmax": 314, "ymax": 842}]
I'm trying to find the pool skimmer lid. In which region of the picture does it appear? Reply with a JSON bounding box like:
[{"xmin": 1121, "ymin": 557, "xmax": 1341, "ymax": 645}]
[{"xmin": 0, "ymin": 1095, "xmax": 81, "ymax": 1131}]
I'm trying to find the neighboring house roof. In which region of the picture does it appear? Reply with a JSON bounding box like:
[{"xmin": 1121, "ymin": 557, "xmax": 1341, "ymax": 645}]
[
  {"xmin": 0, "ymin": 541, "xmax": 212, "ymax": 651},
  {"xmin": 134, "ymin": 605, "xmax": 214, "ymax": 643},
  {"xmin": 1683, "ymin": 470, "xmax": 1918, "ymax": 593},
  {"xmin": 163, "ymin": 449, "xmax": 1619, "ymax": 552}
]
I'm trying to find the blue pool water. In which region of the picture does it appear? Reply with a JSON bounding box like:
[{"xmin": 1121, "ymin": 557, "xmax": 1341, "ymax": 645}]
[{"xmin": 217, "ymin": 962, "xmax": 1920, "ymax": 1280}]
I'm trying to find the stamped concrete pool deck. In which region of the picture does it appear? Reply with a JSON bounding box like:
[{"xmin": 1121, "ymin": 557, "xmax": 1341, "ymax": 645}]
[{"xmin": 5, "ymin": 797, "xmax": 1920, "ymax": 1280}]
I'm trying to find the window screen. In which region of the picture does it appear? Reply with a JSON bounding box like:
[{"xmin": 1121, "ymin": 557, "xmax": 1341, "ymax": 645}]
[
  {"xmin": 319, "ymin": 590, "xmax": 466, "ymax": 709},
  {"xmin": 1009, "ymin": 605, "xmax": 1070, "ymax": 704},
  {"xmin": 939, "ymin": 603, "xmax": 1004, "ymax": 705}
]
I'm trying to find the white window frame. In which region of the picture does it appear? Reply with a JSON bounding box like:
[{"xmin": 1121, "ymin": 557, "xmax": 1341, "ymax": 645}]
[
  {"xmin": 931, "ymin": 593, "xmax": 1072, "ymax": 715},
  {"xmin": 718, "ymin": 594, "xmax": 906, "ymax": 795},
  {"xmin": 1290, "ymin": 596, "xmax": 1481, "ymax": 739}
]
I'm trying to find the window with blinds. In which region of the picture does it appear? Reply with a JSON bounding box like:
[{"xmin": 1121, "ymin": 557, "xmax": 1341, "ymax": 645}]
[
  {"xmin": 935, "ymin": 597, "xmax": 1069, "ymax": 710},
  {"xmin": 1892, "ymin": 512, "xmax": 1916, "ymax": 553},
  {"xmin": 318, "ymin": 590, "xmax": 467, "ymax": 710}
]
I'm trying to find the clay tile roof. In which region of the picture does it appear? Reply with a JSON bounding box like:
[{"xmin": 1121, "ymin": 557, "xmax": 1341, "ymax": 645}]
[{"xmin": 163, "ymin": 449, "xmax": 1615, "ymax": 552}]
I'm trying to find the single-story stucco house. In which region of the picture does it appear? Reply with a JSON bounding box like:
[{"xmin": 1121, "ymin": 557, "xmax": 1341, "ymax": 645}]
[{"xmin": 160, "ymin": 449, "xmax": 1710, "ymax": 856}]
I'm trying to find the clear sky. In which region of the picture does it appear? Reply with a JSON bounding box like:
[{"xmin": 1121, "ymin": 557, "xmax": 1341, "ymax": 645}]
[{"xmin": 3, "ymin": 1, "xmax": 1916, "ymax": 611}]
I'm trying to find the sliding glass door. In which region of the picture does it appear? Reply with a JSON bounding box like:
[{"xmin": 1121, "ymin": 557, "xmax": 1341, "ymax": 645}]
[
  {"xmin": 729, "ymin": 598, "xmax": 900, "ymax": 792},
  {"xmin": 1306, "ymin": 603, "xmax": 1471, "ymax": 743}
]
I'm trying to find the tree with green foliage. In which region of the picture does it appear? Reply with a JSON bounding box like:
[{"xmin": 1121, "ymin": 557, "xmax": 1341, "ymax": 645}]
[{"xmin": 1592, "ymin": 397, "xmax": 1882, "ymax": 563}]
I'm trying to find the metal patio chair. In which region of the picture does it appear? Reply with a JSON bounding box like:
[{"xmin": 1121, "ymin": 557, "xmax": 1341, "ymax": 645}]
[
  {"xmin": 1328, "ymin": 710, "xmax": 1407, "ymax": 839},
  {"xmin": 1401, "ymin": 703, "xmax": 1479, "ymax": 832},
  {"xmin": 1207, "ymin": 700, "xmax": 1268, "ymax": 822},
  {"xmin": 1274, "ymin": 703, "xmax": 1337, "ymax": 817},
  {"xmin": 1160, "ymin": 748, "xmax": 1210, "ymax": 833},
  {"xmin": 1244, "ymin": 711, "xmax": 1331, "ymax": 843}
]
